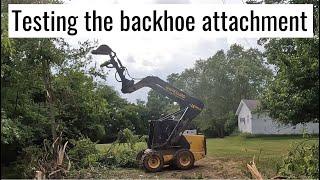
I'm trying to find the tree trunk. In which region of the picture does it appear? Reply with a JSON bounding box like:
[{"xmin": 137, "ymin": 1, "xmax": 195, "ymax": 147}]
[
  {"xmin": 14, "ymin": 90, "xmax": 18, "ymax": 113},
  {"xmin": 219, "ymin": 127, "xmax": 225, "ymax": 138},
  {"xmin": 216, "ymin": 126, "xmax": 225, "ymax": 138},
  {"xmin": 42, "ymin": 58, "xmax": 57, "ymax": 141}
]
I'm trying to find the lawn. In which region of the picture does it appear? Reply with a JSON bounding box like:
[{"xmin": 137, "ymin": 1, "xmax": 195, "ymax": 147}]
[
  {"xmin": 206, "ymin": 135, "xmax": 318, "ymax": 158},
  {"xmin": 95, "ymin": 135, "xmax": 319, "ymax": 178},
  {"xmin": 206, "ymin": 135, "xmax": 319, "ymax": 176}
]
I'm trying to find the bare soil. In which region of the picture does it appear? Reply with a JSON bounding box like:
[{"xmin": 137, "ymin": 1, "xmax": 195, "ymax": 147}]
[{"xmin": 102, "ymin": 157, "xmax": 248, "ymax": 179}]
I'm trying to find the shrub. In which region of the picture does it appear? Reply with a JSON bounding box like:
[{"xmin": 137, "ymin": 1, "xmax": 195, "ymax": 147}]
[
  {"xmin": 100, "ymin": 128, "xmax": 147, "ymax": 168},
  {"xmin": 277, "ymin": 140, "xmax": 319, "ymax": 179},
  {"xmin": 2, "ymin": 145, "xmax": 44, "ymax": 178},
  {"xmin": 69, "ymin": 129, "xmax": 147, "ymax": 170},
  {"xmin": 224, "ymin": 112, "xmax": 237, "ymax": 135},
  {"xmin": 112, "ymin": 145, "xmax": 137, "ymax": 168},
  {"xmin": 238, "ymin": 132, "xmax": 254, "ymax": 138},
  {"xmin": 117, "ymin": 128, "xmax": 145, "ymax": 148},
  {"xmin": 86, "ymin": 124, "xmax": 106, "ymax": 142},
  {"xmin": 68, "ymin": 137, "xmax": 99, "ymax": 169},
  {"xmin": 102, "ymin": 143, "xmax": 145, "ymax": 168}
]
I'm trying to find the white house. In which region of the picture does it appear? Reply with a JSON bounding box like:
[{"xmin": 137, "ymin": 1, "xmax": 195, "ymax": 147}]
[{"xmin": 235, "ymin": 99, "xmax": 319, "ymax": 134}]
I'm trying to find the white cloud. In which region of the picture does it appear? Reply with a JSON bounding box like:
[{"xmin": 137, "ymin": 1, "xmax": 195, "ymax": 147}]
[{"xmin": 64, "ymin": 0, "xmax": 261, "ymax": 103}]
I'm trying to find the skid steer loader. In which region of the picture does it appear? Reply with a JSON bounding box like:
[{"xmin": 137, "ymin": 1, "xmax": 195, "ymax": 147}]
[{"xmin": 92, "ymin": 45, "xmax": 206, "ymax": 172}]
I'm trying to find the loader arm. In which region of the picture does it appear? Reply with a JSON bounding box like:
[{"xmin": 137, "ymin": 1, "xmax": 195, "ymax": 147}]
[{"xmin": 92, "ymin": 45, "xmax": 204, "ymax": 148}]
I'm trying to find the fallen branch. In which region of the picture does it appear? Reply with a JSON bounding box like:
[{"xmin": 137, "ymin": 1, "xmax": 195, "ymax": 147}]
[
  {"xmin": 48, "ymin": 168, "xmax": 63, "ymax": 178},
  {"xmin": 247, "ymin": 156, "xmax": 263, "ymax": 180},
  {"xmin": 34, "ymin": 133, "xmax": 71, "ymax": 179},
  {"xmin": 57, "ymin": 141, "xmax": 68, "ymax": 165}
]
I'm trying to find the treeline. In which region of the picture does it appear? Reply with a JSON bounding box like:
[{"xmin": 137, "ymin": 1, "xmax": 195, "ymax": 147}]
[
  {"xmin": 149, "ymin": 34, "xmax": 319, "ymax": 137},
  {"xmin": 0, "ymin": 37, "xmax": 151, "ymax": 158},
  {"xmin": 147, "ymin": 45, "xmax": 273, "ymax": 137},
  {"xmin": 1, "ymin": 0, "xmax": 153, "ymax": 168},
  {"xmin": 1, "ymin": 0, "xmax": 319, "ymax": 178},
  {"xmin": 147, "ymin": 0, "xmax": 319, "ymax": 137}
]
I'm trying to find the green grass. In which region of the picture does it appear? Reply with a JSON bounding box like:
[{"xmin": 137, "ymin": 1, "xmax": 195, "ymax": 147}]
[
  {"xmin": 96, "ymin": 135, "xmax": 319, "ymax": 178},
  {"xmin": 206, "ymin": 135, "xmax": 318, "ymax": 159},
  {"xmin": 205, "ymin": 135, "xmax": 319, "ymax": 177}
]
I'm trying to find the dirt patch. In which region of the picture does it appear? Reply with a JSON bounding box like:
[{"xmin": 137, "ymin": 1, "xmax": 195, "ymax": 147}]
[{"xmin": 102, "ymin": 157, "xmax": 247, "ymax": 179}]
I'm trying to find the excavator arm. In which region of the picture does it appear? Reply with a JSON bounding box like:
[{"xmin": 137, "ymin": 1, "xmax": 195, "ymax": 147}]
[{"xmin": 92, "ymin": 45, "xmax": 204, "ymax": 149}]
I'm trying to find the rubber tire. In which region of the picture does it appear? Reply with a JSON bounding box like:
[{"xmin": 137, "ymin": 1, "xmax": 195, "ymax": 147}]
[
  {"xmin": 136, "ymin": 150, "xmax": 145, "ymax": 167},
  {"xmin": 174, "ymin": 149, "xmax": 195, "ymax": 170},
  {"xmin": 142, "ymin": 152, "xmax": 164, "ymax": 172}
]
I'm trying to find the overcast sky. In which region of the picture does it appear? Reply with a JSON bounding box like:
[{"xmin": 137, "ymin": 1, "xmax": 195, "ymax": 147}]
[{"xmin": 64, "ymin": 0, "xmax": 261, "ymax": 103}]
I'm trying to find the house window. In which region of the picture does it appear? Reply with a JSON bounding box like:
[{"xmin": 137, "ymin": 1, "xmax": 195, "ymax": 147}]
[{"xmin": 240, "ymin": 117, "xmax": 245, "ymax": 124}]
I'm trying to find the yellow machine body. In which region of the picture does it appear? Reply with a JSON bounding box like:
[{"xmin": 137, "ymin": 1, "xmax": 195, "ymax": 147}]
[{"xmin": 162, "ymin": 134, "xmax": 206, "ymax": 164}]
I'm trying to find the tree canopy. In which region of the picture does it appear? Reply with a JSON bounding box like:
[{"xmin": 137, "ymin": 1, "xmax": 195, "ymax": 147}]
[
  {"xmin": 147, "ymin": 44, "xmax": 273, "ymax": 137},
  {"xmin": 259, "ymin": 0, "xmax": 319, "ymax": 125},
  {"xmin": 1, "ymin": 1, "xmax": 151, "ymax": 170}
]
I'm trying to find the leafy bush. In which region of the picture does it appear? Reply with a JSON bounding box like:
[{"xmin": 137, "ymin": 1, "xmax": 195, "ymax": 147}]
[
  {"xmin": 111, "ymin": 145, "xmax": 137, "ymax": 168},
  {"xmin": 88, "ymin": 124, "xmax": 106, "ymax": 142},
  {"xmin": 98, "ymin": 128, "xmax": 147, "ymax": 168},
  {"xmin": 2, "ymin": 145, "xmax": 44, "ymax": 178},
  {"xmin": 277, "ymin": 140, "xmax": 319, "ymax": 179},
  {"xmin": 117, "ymin": 128, "xmax": 145, "ymax": 147},
  {"xmin": 105, "ymin": 143, "xmax": 146, "ymax": 168},
  {"xmin": 224, "ymin": 112, "xmax": 238, "ymax": 135},
  {"xmin": 68, "ymin": 137, "xmax": 99, "ymax": 169},
  {"xmin": 68, "ymin": 130, "xmax": 146, "ymax": 170},
  {"xmin": 238, "ymin": 132, "xmax": 253, "ymax": 138},
  {"xmin": 1, "ymin": 110, "xmax": 26, "ymax": 144}
]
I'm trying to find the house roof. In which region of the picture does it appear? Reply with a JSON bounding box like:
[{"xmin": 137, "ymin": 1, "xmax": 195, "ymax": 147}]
[{"xmin": 235, "ymin": 99, "xmax": 261, "ymax": 115}]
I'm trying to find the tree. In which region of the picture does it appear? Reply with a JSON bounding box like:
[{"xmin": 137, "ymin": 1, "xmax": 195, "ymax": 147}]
[
  {"xmin": 261, "ymin": 39, "xmax": 319, "ymax": 124},
  {"xmin": 1, "ymin": 0, "xmax": 152, "ymax": 178},
  {"xmin": 146, "ymin": 90, "xmax": 167, "ymax": 118},
  {"xmin": 260, "ymin": 0, "xmax": 319, "ymax": 125},
  {"xmin": 167, "ymin": 45, "xmax": 272, "ymax": 137}
]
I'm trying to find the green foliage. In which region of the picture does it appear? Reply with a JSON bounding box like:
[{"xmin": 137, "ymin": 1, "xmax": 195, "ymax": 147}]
[
  {"xmin": 117, "ymin": 128, "xmax": 141, "ymax": 148},
  {"xmin": 1, "ymin": 110, "xmax": 24, "ymax": 144},
  {"xmin": 1, "ymin": 31, "xmax": 149, "ymax": 178},
  {"xmin": 98, "ymin": 142, "xmax": 146, "ymax": 168},
  {"xmin": 205, "ymin": 135, "xmax": 319, "ymax": 178},
  {"xmin": 1, "ymin": 1, "xmax": 150, "ymax": 174},
  {"xmin": 261, "ymin": 38, "xmax": 319, "ymax": 125},
  {"xmin": 68, "ymin": 137, "xmax": 99, "ymax": 169},
  {"xmin": 109, "ymin": 146, "xmax": 137, "ymax": 168},
  {"xmin": 238, "ymin": 132, "xmax": 256, "ymax": 138},
  {"xmin": 145, "ymin": 74, "xmax": 184, "ymax": 120},
  {"xmin": 89, "ymin": 124, "xmax": 106, "ymax": 142},
  {"xmin": 168, "ymin": 44, "xmax": 272, "ymax": 137},
  {"xmin": 97, "ymin": 129, "xmax": 146, "ymax": 168},
  {"xmin": 3, "ymin": 145, "xmax": 44, "ymax": 178},
  {"xmin": 278, "ymin": 141, "xmax": 319, "ymax": 179},
  {"xmin": 260, "ymin": 0, "xmax": 319, "ymax": 125},
  {"xmin": 67, "ymin": 130, "xmax": 146, "ymax": 171},
  {"xmin": 146, "ymin": 89, "xmax": 175, "ymax": 118},
  {"xmin": 224, "ymin": 112, "xmax": 238, "ymax": 135}
]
